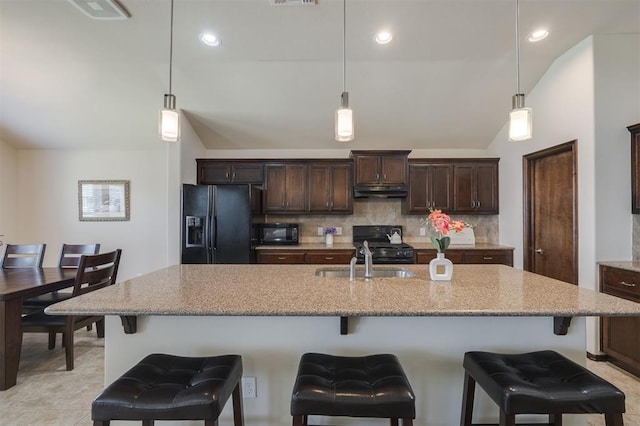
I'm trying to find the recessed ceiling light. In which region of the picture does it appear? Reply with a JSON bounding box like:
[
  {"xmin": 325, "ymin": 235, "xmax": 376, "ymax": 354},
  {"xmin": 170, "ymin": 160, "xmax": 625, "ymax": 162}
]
[
  {"xmin": 200, "ymin": 33, "xmax": 221, "ymax": 47},
  {"xmin": 528, "ymin": 29, "xmax": 549, "ymax": 42},
  {"xmin": 375, "ymin": 31, "xmax": 393, "ymax": 45}
]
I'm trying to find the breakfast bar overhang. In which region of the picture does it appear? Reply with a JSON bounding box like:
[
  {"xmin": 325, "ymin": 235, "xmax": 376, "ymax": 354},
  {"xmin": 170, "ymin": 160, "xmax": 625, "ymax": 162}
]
[{"xmin": 47, "ymin": 264, "xmax": 640, "ymax": 426}]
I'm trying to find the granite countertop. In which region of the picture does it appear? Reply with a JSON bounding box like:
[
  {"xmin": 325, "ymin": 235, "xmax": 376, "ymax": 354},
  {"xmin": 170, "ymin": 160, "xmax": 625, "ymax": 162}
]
[
  {"xmin": 46, "ymin": 264, "xmax": 640, "ymax": 317},
  {"xmin": 598, "ymin": 261, "xmax": 640, "ymax": 273},
  {"xmin": 407, "ymin": 242, "xmax": 514, "ymax": 250}
]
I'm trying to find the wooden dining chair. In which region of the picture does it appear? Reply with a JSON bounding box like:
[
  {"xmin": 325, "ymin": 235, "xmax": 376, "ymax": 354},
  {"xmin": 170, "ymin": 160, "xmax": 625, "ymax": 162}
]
[
  {"xmin": 1, "ymin": 244, "xmax": 46, "ymax": 269},
  {"xmin": 22, "ymin": 244, "xmax": 101, "ymax": 316},
  {"xmin": 21, "ymin": 249, "xmax": 122, "ymax": 371}
]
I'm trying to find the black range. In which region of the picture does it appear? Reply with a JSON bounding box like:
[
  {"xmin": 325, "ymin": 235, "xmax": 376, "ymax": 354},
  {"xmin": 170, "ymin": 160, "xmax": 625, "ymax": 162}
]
[{"xmin": 353, "ymin": 225, "xmax": 415, "ymax": 264}]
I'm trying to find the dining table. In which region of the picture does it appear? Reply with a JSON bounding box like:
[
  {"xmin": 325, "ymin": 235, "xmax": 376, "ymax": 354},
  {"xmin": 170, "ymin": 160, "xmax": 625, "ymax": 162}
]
[{"xmin": 0, "ymin": 267, "xmax": 76, "ymax": 390}]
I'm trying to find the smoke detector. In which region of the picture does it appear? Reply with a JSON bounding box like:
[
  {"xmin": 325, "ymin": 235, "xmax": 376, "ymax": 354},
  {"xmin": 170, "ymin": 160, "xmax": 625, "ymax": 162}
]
[
  {"xmin": 67, "ymin": 0, "xmax": 130, "ymax": 20},
  {"xmin": 270, "ymin": 0, "xmax": 318, "ymax": 6}
]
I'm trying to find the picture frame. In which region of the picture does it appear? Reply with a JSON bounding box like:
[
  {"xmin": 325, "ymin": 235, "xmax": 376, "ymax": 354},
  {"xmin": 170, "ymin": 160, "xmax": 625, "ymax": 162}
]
[{"xmin": 78, "ymin": 180, "xmax": 130, "ymax": 221}]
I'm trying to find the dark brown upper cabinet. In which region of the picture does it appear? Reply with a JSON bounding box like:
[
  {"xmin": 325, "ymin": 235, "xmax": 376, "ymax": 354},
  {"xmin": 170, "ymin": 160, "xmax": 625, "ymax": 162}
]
[
  {"xmin": 452, "ymin": 160, "xmax": 499, "ymax": 214},
  {"xmin": 404, "ymin": 161, "xmax": 453, "ymax": 214},
  {"xmin": 351, "ymin": 151, "xmax": 410, "ymax": 186},
  {"xmin": 264, "ymin": 163, "xmax": 309, "ymax": 214},
  {"xmin": 197, "ymin": 160, "xmax": 264, "ymax": 185},
  {"xmin": 630, "ymin": 123, "xmax": 640, "ymax": 213},
  {"xmin": 308, "ymin": 161, "xmax": 353, "ymax": 214}
]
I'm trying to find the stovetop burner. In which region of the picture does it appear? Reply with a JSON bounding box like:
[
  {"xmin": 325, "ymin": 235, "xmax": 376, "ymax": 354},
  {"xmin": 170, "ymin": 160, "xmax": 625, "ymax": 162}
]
[{"xmin": 352, "ymin": 225, "xmax": 415, "ymax": 264}]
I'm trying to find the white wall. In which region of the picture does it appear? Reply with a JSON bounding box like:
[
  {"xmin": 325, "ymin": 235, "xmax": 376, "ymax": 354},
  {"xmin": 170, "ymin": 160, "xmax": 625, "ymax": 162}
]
[
  {"xmin": 488, "ymin": 34, "xmax": 640, "ymax": 354},
  {"xmin": 15, "ymin": 149, "xmax": 170, "ymax": 281},
  {"xmin": 0, "ymin": 140, "xmax": 18, "ymax": 244}
]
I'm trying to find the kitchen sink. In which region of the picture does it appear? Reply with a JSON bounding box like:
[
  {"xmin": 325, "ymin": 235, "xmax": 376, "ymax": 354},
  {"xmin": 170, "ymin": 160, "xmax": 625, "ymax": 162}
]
[{"xmin": 315, "ymin": 267, "xmax": 415, "ymax": 279}]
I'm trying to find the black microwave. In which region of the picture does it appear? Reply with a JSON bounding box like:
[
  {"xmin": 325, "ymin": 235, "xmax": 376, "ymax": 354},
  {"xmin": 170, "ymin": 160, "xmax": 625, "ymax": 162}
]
[{"xmin": 259, "ymin": 223, "xmax": 299, "ymax": 245}]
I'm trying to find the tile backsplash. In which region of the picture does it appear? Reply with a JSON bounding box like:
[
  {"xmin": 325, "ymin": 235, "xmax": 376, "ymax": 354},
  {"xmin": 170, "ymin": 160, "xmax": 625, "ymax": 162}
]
[{"xmin": 265, "ymin": 198, "xmax": 498, "ymax": 244}]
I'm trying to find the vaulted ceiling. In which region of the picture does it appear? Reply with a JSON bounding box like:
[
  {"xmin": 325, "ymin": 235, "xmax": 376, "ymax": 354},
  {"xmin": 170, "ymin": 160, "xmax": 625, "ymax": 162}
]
[{"xmin": 1, "ymin": 0, "xmax": 639, "ymax": 151}]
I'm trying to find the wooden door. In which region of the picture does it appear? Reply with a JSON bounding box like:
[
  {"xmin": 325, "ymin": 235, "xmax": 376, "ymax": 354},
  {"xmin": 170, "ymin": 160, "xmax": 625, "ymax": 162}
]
[
  {"xmin": 354, "ymin": 155, "xmax": 380, "ymax": 185},
  {"xmin": 199, "ymin": 163, "xmax": 230, "ymax": 184},
  {"xmin": 524, "ymin": 141, "xmax": 577, "ymax": 284},
  {"xmin": 230, "ymin": 163, "xmax": 264, "ymax": 184},
  {"xmin": 406, "ymin": 163, "xmax": 429, "ymax": 213}
]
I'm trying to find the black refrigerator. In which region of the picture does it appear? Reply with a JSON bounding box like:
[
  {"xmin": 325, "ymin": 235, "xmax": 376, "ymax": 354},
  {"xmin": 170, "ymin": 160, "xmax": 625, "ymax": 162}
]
[{"xmin": 181, "ymin": 184, "xmax": 259, "ymax": 264}]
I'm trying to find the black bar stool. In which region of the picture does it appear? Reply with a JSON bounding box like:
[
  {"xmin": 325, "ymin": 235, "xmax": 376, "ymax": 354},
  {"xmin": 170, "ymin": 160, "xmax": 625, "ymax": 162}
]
[
  {"xmin": 291, "ymin": 352, "xmax": 415, "ymax": 426},
  {"xmin": 92, "ymin": 353, "xmax": 244, "ymax": 426},
  {"xmin": 461, "ymin": 350, "xmax": 625, "ymax": 426}
]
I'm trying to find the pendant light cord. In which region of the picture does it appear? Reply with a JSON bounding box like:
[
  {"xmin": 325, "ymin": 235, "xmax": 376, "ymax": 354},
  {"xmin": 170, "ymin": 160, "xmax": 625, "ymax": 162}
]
[
  {"xmin": 342, "ymin": 0, "xmax": 346, "ymax": 93},
  {"xmin": 168, "ymin": 0, "xmax": 175, "ymax": 94},
  {"xmin": 515, "ymin": 0, "xmax": 521, "ymax": 94}
]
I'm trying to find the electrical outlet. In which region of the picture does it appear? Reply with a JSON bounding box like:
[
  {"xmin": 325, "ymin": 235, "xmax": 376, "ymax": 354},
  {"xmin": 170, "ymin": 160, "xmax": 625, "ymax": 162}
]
[
  {"xmin": 242, "ymin": 376, "xmax": 256, "ymax": 398},
  {"xmin": 335, "ymin": 227, "xmax": 342, "ymax": 235},
  {"xmin": 317, "ymin": 227, "xmax": 324, "ymax": 236},
  {"xmin": 420, "ymin": 227, "xmax": 426, "ymax": 236}
]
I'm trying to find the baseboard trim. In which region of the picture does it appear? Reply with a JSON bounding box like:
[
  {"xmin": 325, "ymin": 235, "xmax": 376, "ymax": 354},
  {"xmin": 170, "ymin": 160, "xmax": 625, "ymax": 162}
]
[{"xmin": 587, "ymin": 351, "xmax": 609, "ymax": 361}]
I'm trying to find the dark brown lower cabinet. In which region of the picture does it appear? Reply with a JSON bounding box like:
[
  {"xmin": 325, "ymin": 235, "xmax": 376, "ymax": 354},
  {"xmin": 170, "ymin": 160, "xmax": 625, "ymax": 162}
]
[
  {"xmin": 257, "ymin": 249, "xmax": 355, "ymax": 264},
  {"xmin": 600, "ymin": 265, "xmax": 640, "ymax": 377},
  {"xmin": 414, "ymin": 248, "xmax": 513, "ymax": 266}
]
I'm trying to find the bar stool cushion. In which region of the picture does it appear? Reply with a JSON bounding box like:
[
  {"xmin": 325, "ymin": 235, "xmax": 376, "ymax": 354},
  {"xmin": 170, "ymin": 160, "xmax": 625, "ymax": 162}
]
[
  {"xmin": 92, "ymin": 353, "xmax": 242, "ymax": 421},
  {"xmin": 291, "ymin": 352, "xmax": 415, "ymax": 418},
  {"xmin": 463, "ymin": 350, "xmax": 625, "ymax": 415}
]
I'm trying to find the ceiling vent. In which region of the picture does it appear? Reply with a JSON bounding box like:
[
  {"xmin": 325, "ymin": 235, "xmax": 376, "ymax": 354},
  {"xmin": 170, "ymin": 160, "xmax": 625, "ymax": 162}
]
[
  {"xmin": 269, "ymin": 0, "xmax": 318, "ymax": 6},
  {"xmin": 67, "ymin": 0, "xmax": 130, "ymax": 20}
]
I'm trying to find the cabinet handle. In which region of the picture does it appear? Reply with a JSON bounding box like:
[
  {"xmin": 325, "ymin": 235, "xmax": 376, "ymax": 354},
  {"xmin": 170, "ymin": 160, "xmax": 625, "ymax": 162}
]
[
  {"xmin": 330, "ymin": 201, "xmax": 334, "ymax": 209},
  {"xmin": 471, "ymin": 201, "xmax": 476, "ymax": 208},
  {"xmin": 326, "ymin": 202, "xmax": 329, "ymax": 207},
  {"xmin": 232, "ymin": 172, "xmax": 236, "ymax": 179},
  {"xmin": 277, "ymin": 256, "xmax": 287, "ymax": 260},
  {"xmin": 325, "ymin": 257, "xmax": 334, "ymax": 260},
  {"xmin": 476, "ymin": 201, "xmax": 481, "ymax": 208},
  {"xmin": 620, "ymin": 281, "xmax": 637, "ymax": 287},
  {"xmin": 376, "ymin": 173, "xmax": 380, "ymax": 180},
  {"xmin": 383, "ymin": 174, "xmax": 387, "ymax": 180},
  {"xmin": 225, "ymin": 172, "xmax": 230, "ymax": 178}
]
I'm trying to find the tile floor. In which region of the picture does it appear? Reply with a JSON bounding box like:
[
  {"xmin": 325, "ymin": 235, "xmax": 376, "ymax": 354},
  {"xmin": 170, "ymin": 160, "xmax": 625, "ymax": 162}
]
[{"xmin": 0, "ymin": 331, "xmax": 638, "ymax": 425}]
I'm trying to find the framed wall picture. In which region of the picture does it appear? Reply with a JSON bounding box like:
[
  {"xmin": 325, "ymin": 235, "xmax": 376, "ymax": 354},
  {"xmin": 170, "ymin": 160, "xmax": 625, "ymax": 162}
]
[{"xmin": 78, "ymin": 180, "xmax": 130, "ymax": 221}]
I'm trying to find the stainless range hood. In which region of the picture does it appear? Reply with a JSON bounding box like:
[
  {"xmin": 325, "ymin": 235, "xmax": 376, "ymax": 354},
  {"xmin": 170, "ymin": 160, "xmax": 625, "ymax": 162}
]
[{"xmin": 353, "ymin": 185, "xmax": 408, "ymax": 199}]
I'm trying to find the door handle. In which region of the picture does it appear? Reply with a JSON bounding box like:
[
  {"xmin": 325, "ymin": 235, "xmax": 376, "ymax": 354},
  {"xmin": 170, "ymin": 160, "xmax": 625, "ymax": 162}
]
[
  {"xmin": 620, "ymin": 281, "xmax": 637, "ymax": 287},
  {"xmin": 534, "ymin": 248, "xmax": 544, "ymax": 254}
]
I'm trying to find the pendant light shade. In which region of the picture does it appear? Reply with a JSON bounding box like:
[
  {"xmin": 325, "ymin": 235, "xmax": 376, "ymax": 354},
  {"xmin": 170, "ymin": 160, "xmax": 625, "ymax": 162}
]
[
  {"xmin": 508, "ymin": 0, "xmax": 532, "ymax": 142},
  {"xmin": 335, "ymin": 92, "xmax": 354, "ymax": 142},
  {"xmin": 159, "ymin": 0, "xmax": 180, "ymax": 142},
  {"xmin": 508, "ymin": 94, "xmax": 532, "ymax": 141},
  {"xmin": 335, "ymin": 0, "xmax": 354, "ymax": 142},
  {"xmin": 160, "ymin": 94, "xmax": 180, "ymax": 142}
]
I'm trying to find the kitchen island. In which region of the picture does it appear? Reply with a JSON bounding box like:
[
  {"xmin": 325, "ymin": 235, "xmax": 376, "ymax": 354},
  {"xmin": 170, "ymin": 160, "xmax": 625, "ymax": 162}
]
[{"xmin": 47, "ymin": 264, "xmax": 640, "ymax": 426}]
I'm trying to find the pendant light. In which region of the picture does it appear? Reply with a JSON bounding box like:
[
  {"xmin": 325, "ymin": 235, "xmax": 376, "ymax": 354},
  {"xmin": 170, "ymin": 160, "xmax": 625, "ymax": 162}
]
[
  {"xmin": 508, "ymin": 0, "xmax": 532, "ymax": 141},
  {"xmin": 335, "ymin": 0, "xmax": 354, "ymax": 142},
  {"xmin": 159, "ymin": 0, "xmax": 180, "ymax": 142}
]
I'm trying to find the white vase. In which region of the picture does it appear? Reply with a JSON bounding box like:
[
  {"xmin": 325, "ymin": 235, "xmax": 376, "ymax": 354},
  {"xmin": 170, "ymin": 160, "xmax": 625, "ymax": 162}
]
[
  {"xmin": 429, "ymin": 252, "xmax": 453, "ymax": 281},
  {"xmin": 325, "ymin": 233, "xmax": 334, "ymax": 246}
]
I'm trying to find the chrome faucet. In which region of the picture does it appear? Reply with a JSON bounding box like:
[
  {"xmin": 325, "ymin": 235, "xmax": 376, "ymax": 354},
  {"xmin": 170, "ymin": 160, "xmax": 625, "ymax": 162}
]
[
  {"xmin": 363, "ymin": 240, "xmax": 373, "ymax": 280},
  {"xmin": 349, "ymin": 256, "xmax": 358, "ymax": 281}
]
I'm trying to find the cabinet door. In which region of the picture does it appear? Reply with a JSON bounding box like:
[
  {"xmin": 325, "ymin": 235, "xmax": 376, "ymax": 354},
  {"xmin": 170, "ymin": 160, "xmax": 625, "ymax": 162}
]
[
  {"xmin": 231, "ymin": 164, "xmax": 264, "ymax": 184},
  {"xmin": 264, "ymin": 166, "xmax": 287, "ymax": 212},
  {"xmin": 380, "ymin": 155, "xmax": 406, "ymax": 184},
  {"xmin": 430, "ymin": 164, "xmax": 453, "ymax": 211},
  {"xmin": 406, "ymin": 164, "xmax": 430, "ymax": 213},
  {"xmin": 199, "ymin": 163, "xmax": 230, "ymax": 184},
  {"xmin": 631, "ymin": 124, "xmax": 640, "ymax": 214},
  {"xmin": 464, "ymin": 251, "xmax": 513, "ymax": 266},
  {"xmin": 284, "ymin": 164, "xmax": 309, "ymax": 212},
  {"xmin": 602, "ymin": 316, "xmax": 640, "ymax": 376},
  {"xmin": 305, "ymin": 251, "xmax": 354, "ymax": 264},
  {"xmin": 414, "ymin": 249, "xmax": 464, "ymax": 264},
  {"xmin": 354, "ymin": 155, "xmax": 381, "ymax": 185},
  {"xmin": 309, "ymin": 165, "xmax": 331, "ymax": 212},
  {"xmin": 257, "ymin": 251, "xmax": 306, "ymax": 264},
  {"xmin": 475, "ymin": 163, "xmax": 498, "ymax": 213},
  {"xmin": 453, "ymin": 164, "xmax": 475, "ymax": 213},
  {"xmin": 331, "ymin": 163, "xmax": 352, "ymax": 213}
]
